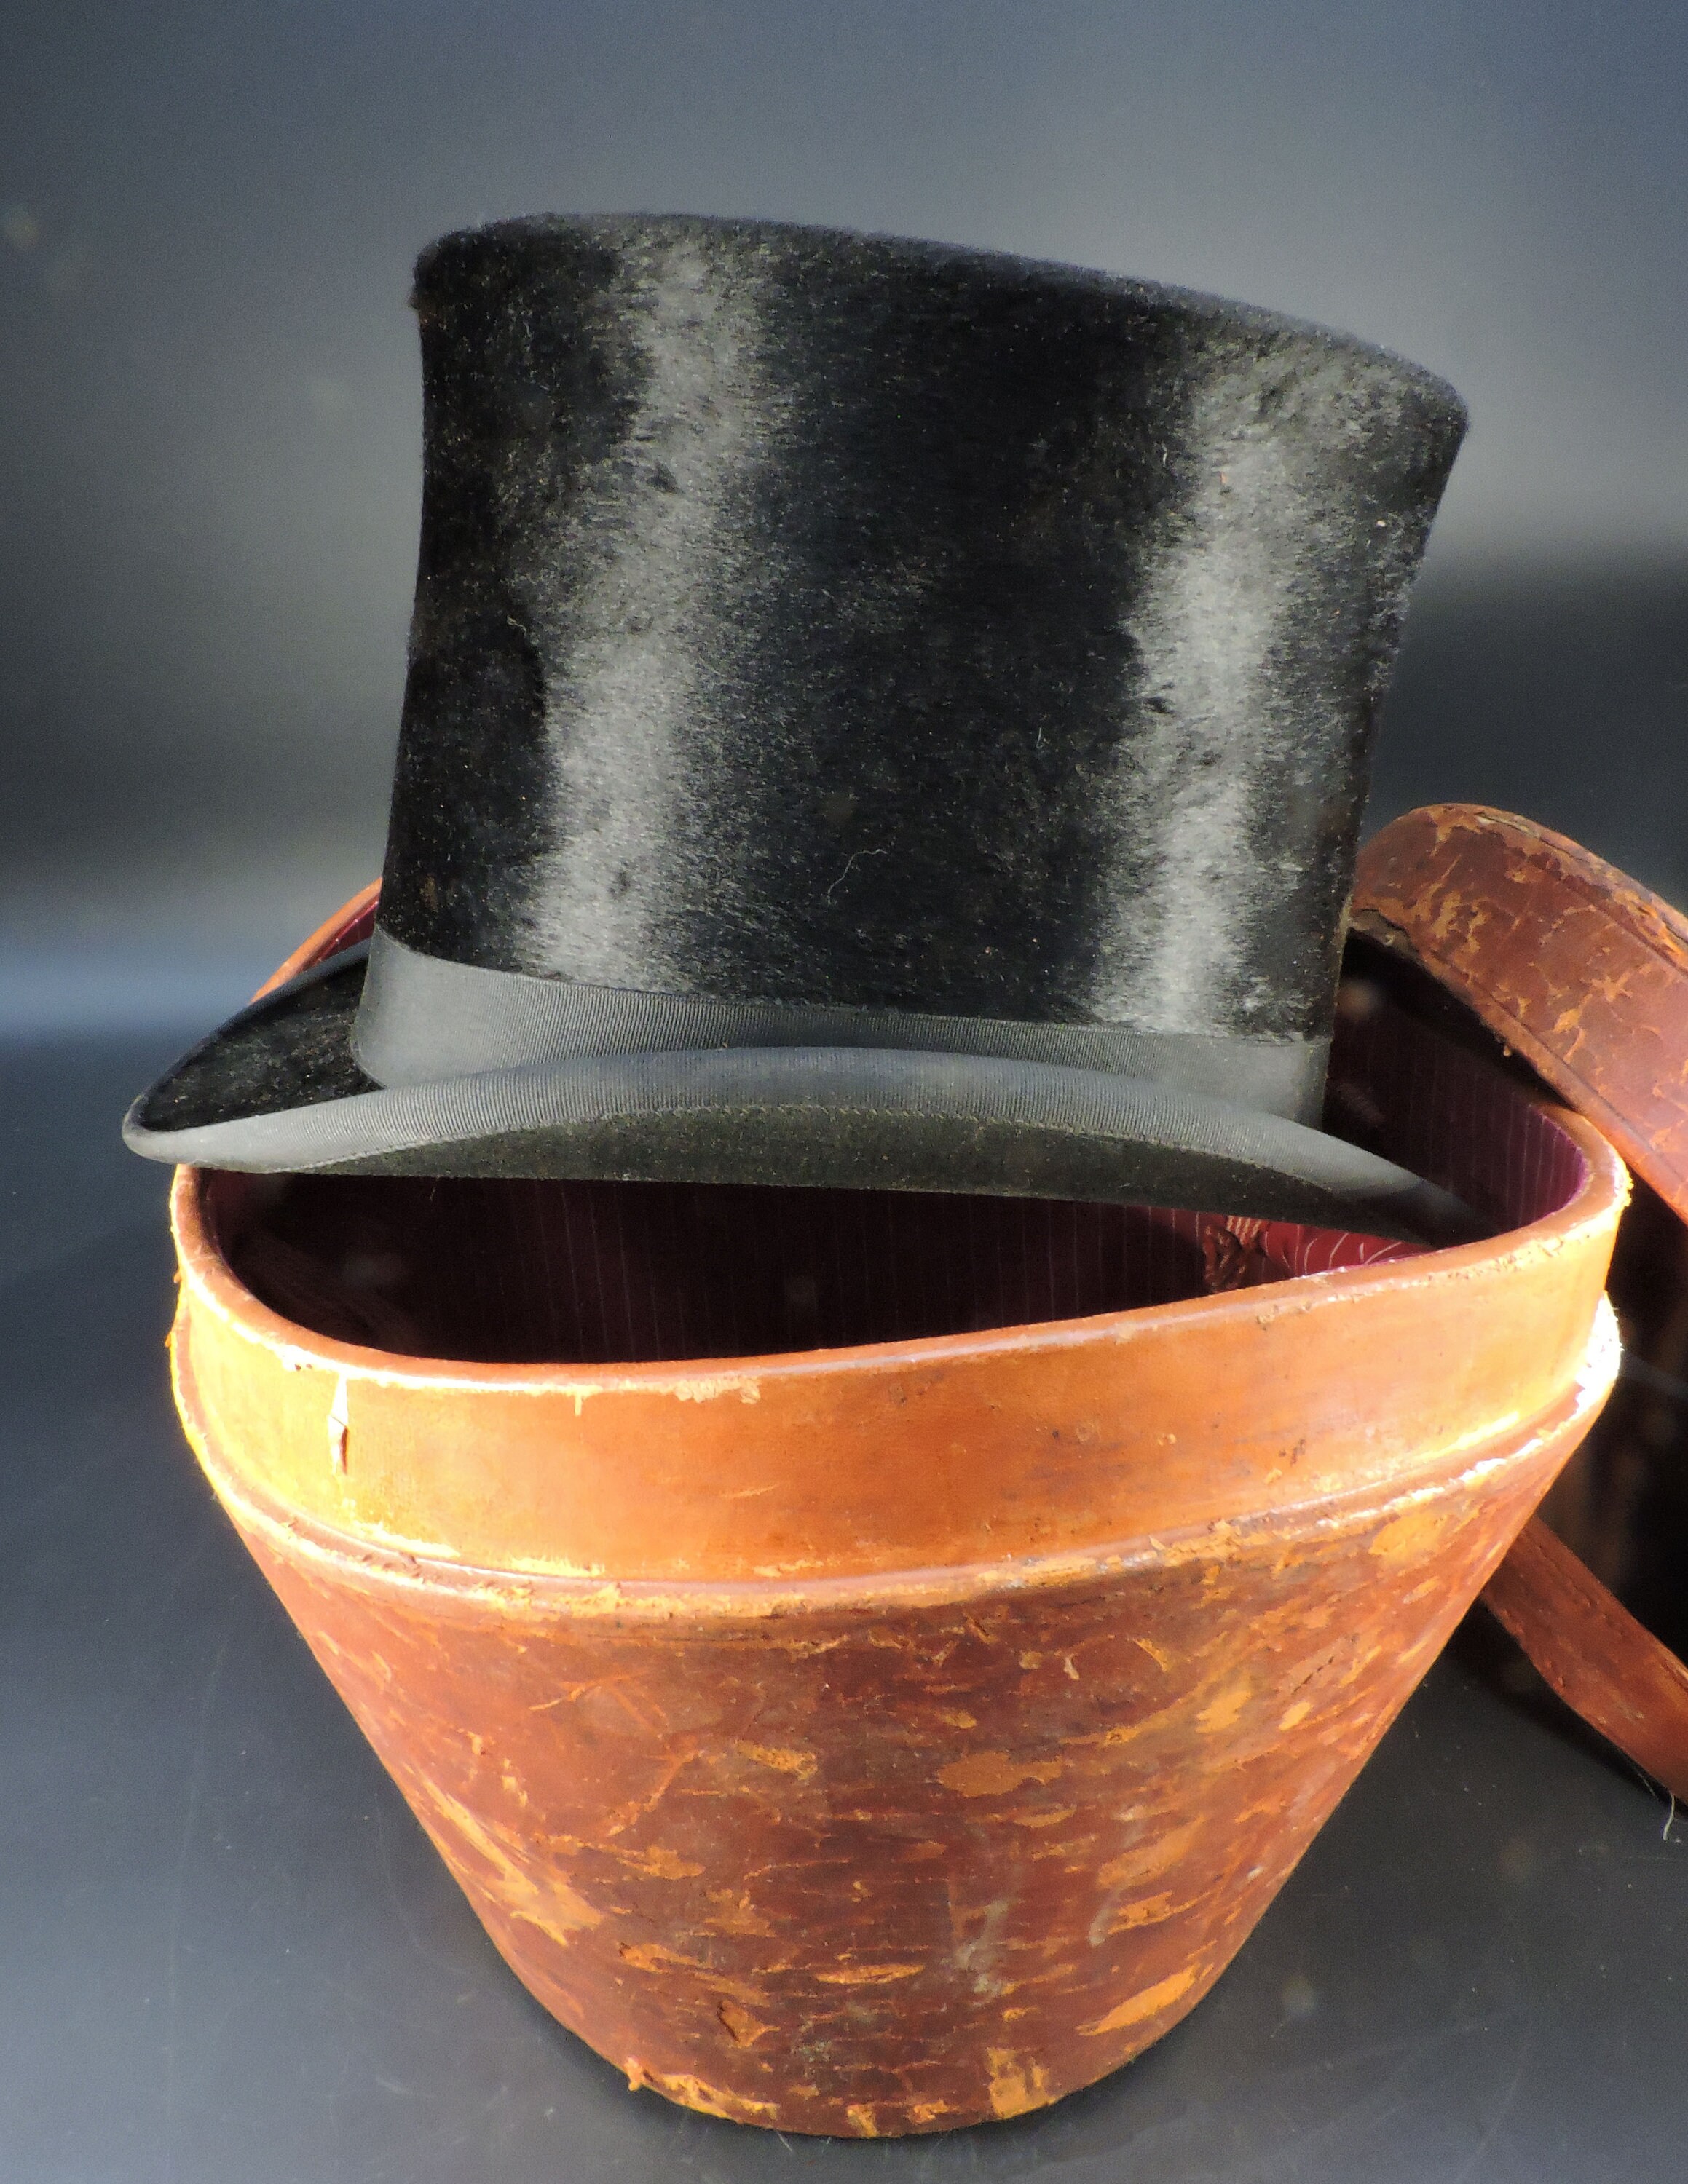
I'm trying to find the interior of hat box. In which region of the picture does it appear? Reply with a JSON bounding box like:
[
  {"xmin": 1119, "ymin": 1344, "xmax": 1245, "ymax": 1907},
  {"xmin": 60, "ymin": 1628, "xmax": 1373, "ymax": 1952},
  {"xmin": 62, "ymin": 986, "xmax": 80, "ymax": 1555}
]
[{"xmin": 200, "ymin": 934, "xmax": 1590, "ymax": 1367}]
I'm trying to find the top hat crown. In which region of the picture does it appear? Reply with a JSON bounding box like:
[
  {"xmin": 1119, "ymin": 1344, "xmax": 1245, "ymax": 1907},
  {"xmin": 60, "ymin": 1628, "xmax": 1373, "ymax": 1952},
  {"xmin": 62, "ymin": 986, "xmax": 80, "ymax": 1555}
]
[{"xmin": 126, "ymin": 215, "xmax": 1468, "ymax": 1234}]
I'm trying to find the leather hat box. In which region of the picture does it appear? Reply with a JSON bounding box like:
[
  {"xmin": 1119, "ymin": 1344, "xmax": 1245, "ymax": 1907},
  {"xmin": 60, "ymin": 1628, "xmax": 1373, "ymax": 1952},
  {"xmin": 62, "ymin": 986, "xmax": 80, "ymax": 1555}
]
[{"xmin": 163, "ymin": 881, "xmax": 1624, "ymax": 2137}]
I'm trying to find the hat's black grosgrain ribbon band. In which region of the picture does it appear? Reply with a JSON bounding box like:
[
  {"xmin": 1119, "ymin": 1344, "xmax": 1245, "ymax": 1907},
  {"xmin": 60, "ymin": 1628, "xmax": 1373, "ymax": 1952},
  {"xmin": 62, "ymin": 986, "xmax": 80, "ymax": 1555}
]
[{"xmin": 354, "ymin": 926, "xmax": 1330, "ymax": 1125}]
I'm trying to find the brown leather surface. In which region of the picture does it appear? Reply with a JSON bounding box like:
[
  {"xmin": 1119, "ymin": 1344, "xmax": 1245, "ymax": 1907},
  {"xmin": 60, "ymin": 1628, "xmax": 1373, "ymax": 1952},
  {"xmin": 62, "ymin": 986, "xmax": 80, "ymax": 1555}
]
[
  {"xmin": 1483, "ymin": 1516, "xmax": 1688, "ymax": 1801},
  {"xmin": 166, "ymin": 879, "xmax": 1625, "ymax": 2134},
  {"xmin": 207, "ymin": 1420, "xmax": 1588, "ymax": 2136},
  {"xmin": 1354, "ymin": 804, "xmax": 1688, "ymax": 1221},
  {"xmin": 1354, "ymin": 803, "xmax": 1688, "ymax": 1796}
]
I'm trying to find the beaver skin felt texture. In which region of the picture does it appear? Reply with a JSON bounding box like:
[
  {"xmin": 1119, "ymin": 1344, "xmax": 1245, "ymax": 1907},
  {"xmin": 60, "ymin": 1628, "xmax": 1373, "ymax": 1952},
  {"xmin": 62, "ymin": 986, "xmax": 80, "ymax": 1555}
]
[
  {"xmin": 381, "ymin": 215, "xmax": 1465, "ymax": 1038},
  {"xmin": 123, "ymin": 217, "xmax": 1468, "ymax": 1210}
]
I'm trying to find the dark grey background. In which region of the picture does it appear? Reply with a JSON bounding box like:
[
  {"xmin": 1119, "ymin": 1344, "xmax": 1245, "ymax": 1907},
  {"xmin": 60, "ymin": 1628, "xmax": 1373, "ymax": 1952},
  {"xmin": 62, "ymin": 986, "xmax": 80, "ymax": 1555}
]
[
  {"xmin": 2, "ymin": 0, "xmax": 1685, "ymax": 1029},
  {"xmin": 2, "ymin": 6, "xmax": 1686, "ymax": 2180}
]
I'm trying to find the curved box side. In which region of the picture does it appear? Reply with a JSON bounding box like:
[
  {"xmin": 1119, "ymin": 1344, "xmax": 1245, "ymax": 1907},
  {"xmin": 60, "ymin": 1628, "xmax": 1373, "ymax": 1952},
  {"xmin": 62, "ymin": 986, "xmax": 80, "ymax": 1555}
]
[{"xmin": 162, "ymin": 884, "xmax": 1627, "ymax": 2135}]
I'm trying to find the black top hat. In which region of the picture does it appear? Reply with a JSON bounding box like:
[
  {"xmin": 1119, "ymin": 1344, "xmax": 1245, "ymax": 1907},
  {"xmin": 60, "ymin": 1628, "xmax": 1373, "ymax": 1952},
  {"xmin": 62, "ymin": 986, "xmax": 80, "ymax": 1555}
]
[{"xmin": 125, "ymin": 214, "xmax": 1469, "ymax": 1235}]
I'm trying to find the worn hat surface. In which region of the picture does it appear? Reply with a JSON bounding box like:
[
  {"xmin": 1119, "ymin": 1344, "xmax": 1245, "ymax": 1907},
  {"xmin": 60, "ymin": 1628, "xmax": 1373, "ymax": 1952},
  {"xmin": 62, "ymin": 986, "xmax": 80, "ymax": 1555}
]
[{"xmin": 125, "ymin": 214, "xmax": 1469, "ymax": 1232}]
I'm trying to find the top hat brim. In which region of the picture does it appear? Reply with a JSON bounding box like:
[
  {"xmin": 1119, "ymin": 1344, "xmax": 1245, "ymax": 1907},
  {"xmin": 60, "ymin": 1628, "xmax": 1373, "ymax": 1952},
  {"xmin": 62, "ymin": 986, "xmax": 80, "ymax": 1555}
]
[{"xmin": 122, "ymin": 945, "xmax": 1475, "ymax": 1243}]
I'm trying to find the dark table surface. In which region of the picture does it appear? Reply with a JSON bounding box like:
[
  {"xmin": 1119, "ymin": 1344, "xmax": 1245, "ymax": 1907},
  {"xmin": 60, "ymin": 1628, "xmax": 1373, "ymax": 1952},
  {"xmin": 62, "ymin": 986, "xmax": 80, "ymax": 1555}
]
[{"xmin": 4, "ymin": 1032, "xmax": 1684, "ymax": 2184}]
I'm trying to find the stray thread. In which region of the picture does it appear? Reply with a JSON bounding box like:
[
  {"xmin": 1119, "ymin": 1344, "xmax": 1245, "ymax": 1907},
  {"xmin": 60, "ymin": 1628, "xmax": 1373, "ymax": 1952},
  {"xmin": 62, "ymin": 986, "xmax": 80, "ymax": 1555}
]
[{"xmin": 825, "ymin": 847, "xmax": 887, "ymax": 903}]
